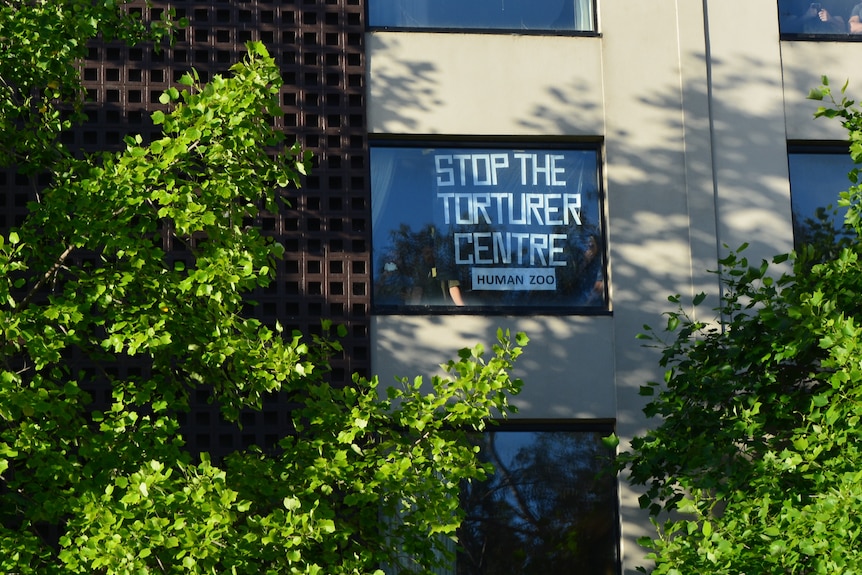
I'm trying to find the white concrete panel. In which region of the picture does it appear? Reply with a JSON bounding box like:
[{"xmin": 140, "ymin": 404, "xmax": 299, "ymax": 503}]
[
  {"xmin": 367, "ymin": 32, "xmax": 604, "ymax": 136},
  {"xmin": 600, "ymin": 1, "xmax": 712, "ymax": 572},
  {"xmin": 782, "ymin": 41, "xmax": 862, "ymax": 140},
  {"xmin": 371, "ymin": 315, "xmax": 615, "ymax": 419},
  {"xmin": 706, "ymin": 0, "xmax": 795, "ymax": 263},
  {"xmin": 601, "ymin": 0, "xmax": 703, "ymax": 435}
]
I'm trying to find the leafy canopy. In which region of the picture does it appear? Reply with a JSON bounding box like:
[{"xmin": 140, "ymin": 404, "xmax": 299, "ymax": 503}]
[
  {"xmin": 618, "ymin": 76, "xmax": 862, "ymax": 575},
  {"xmin": 0, "ymin": 0, "xmax": 180, "ymax": 171},
  {"xmin": 0, "ymin": 4, "xmax": 526, "ymax": 574}
]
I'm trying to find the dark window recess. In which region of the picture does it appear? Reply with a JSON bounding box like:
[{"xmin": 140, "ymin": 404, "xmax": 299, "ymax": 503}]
[
  {"xmin": 370, "ymin": 143, "xmax": 608, "ymax": 314},
  {"xmin": 458, "ymin": 428, "xmax": 619, "ymax": 575},
  {"xmin": 778, "ymin": 0, "xmax": 862, "ymax": 37},
  {"xmin": 788, "ymin": 148, "xmax": 855, "ymax": 249}
]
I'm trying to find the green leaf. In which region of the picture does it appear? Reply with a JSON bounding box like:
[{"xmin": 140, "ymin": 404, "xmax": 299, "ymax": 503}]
[
  {"xmin": 0, "ymin": 25, "xmax": 533, "ymax": 574},
  {"xmin": 602, "ymin": 433, "xmax": 620, "ymax": 449}
]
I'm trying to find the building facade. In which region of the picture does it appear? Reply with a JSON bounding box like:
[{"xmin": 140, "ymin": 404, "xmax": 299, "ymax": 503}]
[
  {"xmin": 3, "ymin": 1, "xmax": 861, "ymax": 573},
  {"xmin": 369, "ymin": 1, "xmax": 862, "ymax": 572}
]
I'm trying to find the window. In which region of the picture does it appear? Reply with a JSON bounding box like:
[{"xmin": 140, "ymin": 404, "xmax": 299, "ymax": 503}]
[
  {"xmin": 371, "ymin": 143, "xmax": 608, "ymax": 313},
  {"xmin": 778, "ymin": 0, "xmax": 862, "ymax": 37},
  {"xmin": 458, "ymin": 427, "xmax": 619, "ymax": 575},
  {"xmin": 788, "ymin": 147, "xmax": 854, "ymax": 249},
  {"xmin": 368, "ymin": 0, "xmax": 596, "ymax": 33}
]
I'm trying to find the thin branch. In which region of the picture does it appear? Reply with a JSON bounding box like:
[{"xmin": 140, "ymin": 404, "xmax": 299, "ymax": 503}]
[{"xmin": 17, "ymin": 244, "xmax": 76, "ymax": 310}]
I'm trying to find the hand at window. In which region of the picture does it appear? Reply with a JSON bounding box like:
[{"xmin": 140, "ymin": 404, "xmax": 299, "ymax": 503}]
[{"xmin": 448, "ymin": 285, "xmax": 466, "ymax": 306}]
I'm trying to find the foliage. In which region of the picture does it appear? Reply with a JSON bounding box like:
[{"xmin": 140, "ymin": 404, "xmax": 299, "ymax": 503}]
[
  {"xmin": 617, "ymin": 77, "xmax": 862, "ymax": 574},
  {"xmin": 0, "ymin": 0, "xmax": 180, "ymax": 172},
  {"xmin": 0, "ymin": 4, "xmax": 527, "ymax": 574}
]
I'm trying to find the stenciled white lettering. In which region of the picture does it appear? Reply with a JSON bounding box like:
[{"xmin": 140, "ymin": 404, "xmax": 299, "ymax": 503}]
[
  {"xmin": 514, "ymin": 153, "xmax": 566, "ymax": 186},
  {"xmin": 437, "ymin": 192, "xmax": 581, "ymax": 226},
  {"xmin": 432, "ymin": 151, "xmax": 589, "ymax": 274},
  {"xmin": 454, "ymin": 232, "xmax": 566, "ymax": 266},
  {"xmin": 434, "ymin": 153, "xmax": 511, "ymax": 187}
]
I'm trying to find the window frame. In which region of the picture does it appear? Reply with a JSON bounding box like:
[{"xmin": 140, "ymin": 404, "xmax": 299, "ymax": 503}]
[
  {"xmin": 777, "ymin": 0, "xmax": 862, "ymax": 39},
  {"xmin": 456, "ymin": 420, "xmax": 622, "ymax": 575},
  {"xmin": 366, "ymin": 0, "xmax": 599, "ymax": 36},
  {"xmin": 369, "ymin": 137, "xmax": 610, "ymax": 316},
  {"xmin": 787, "ymin": 142, "xmax": 855, "ymax": 250}
]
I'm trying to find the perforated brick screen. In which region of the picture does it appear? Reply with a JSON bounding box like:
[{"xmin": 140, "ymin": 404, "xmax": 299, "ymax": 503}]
[{"xmin": 2, "ymin": 0, "xmax": 370, "ymax": 456}]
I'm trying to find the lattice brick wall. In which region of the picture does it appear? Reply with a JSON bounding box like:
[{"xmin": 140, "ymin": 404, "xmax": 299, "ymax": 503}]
[{"xmin": 2, "ymin": 0, "xmax": 370, "ymax": 456}]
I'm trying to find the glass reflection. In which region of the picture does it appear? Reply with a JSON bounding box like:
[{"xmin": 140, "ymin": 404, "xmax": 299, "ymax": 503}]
[
  {"xmin": 778, "ymin": 0, "xmax": 860, "ymax": 35},
  {"xmin": 370, "ymin": 146, "xmax": 607, "ymax": 312},
  {"xmin": 458, "ymin": 430, "xmax": 618, "ymax": 575},
  {"xmin": 368, "ymin": 0, "xmax": 595, "ymax": 32},
  {"xmin": 788, "ymin": 152, "xmax": 855, "ymax": 251}
]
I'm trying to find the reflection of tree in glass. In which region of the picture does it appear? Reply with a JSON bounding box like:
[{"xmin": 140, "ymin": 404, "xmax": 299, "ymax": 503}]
[
  {"xmin": 793, "ymin": 205, "xmax": 855, "ymax": 262},
  {"xmin": 375, "ymin": 223, "xmax": 421, "ymax": 305},
  {"xmin": 375, "ymin": 223, "xmax": 462, "ymax": 304},
  {"xmin": 376, "ymin": 213, "xmax": 606, "ymax": 307},
  {"xmin": 550, "ymin": 220, "xmax": 604, "ymax": 306},
  {"xmin": 458, "ymin": 431, "xmax": 617, "ymax": 575}
]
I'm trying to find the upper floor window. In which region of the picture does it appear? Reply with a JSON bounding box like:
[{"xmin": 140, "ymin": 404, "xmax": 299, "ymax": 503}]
[
  {"xmin": 371, "ymin": 142, "xmax": 608, "ymax": 314},
  {"xmin": 368, "ymin": 0, "xmax": 596, "ymax": 33},
  {"xmin": 779, "ymin": 0, "xmax": 862, "ymax": 37},
  {"xmin": 788, "ymin": 147, "xmax": 854, "ymax": 248}
]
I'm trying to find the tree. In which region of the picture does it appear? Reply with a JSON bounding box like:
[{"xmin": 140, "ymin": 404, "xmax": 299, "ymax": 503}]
[
  {"xmin": 617, "ymin": 77, "xmax": 862, "ymax": 574},
  {"xmin": 0, "ymin": 0, "xmax": 178, "ymax": 172},
  {"xmin": 0, "ymin": 4, "xmax": 526, "ymax": 573}
]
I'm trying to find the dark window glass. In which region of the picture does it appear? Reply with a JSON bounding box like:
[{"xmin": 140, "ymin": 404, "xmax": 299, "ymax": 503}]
[
  {"xmin": 788, "ymin": 150, "xmax": 854, "ymax": 248},
  {"xmin": 371, "ymin": 144, "xmax": 608, "ymax": 313},
  {"xmin": 778, "ymin": 0, "xmax": 862, "ymax": 36},
  {"xmin": 368, "ymin": 0, "xmax": 596, "ymax": 33},
  {"xmin": 459, "ymin": 429, "xmax": 619, "ymax": 575}
]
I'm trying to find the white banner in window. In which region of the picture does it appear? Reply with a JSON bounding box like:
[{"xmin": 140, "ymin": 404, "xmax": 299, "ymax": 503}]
[
  {"xmin": 471, "ymin": 268, "xmax": 557, "ymax": 291},
  {"xmin": 371, "ymin": 145, "xmax": 607, "ymax": 310}
]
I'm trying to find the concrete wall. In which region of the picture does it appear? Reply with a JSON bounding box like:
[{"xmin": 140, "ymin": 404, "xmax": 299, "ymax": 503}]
[
  {"xmin": 367, "ymin": 33, "xmax": 604, "ymax": 136},
  {"xmin": 366, "ymin": 1, "xmax": 845, "ymax": 572},
  {"xmin": 782, "ymin": 41, "xmax": 862, "ymax": 140},
  {"xmin": 600, "ymin": 1, "xmax": 713, "ymax": 569}
]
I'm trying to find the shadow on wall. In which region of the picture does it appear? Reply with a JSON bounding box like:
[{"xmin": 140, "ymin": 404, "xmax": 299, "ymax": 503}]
[
  {"xmin": 365, "ymin": 31, "xmax": 855, "ymax": 575},
  {"xmin": 516, "ymin": 48, "xmax": 802, "ymax": 306},
  {"xmin": 365, "ymin": 40, "xmax": 838, "ymax": 414},
  {"xmin": 367, "ymin": 33, "xmax": 604, "ymax": 135},
  {"xmin": 372, "ymin": 313, "xmax": 615, "ymax": 418},
  {"xmin": 366, "ymin": 35, "xmax": 443, "ymax": 132}
]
